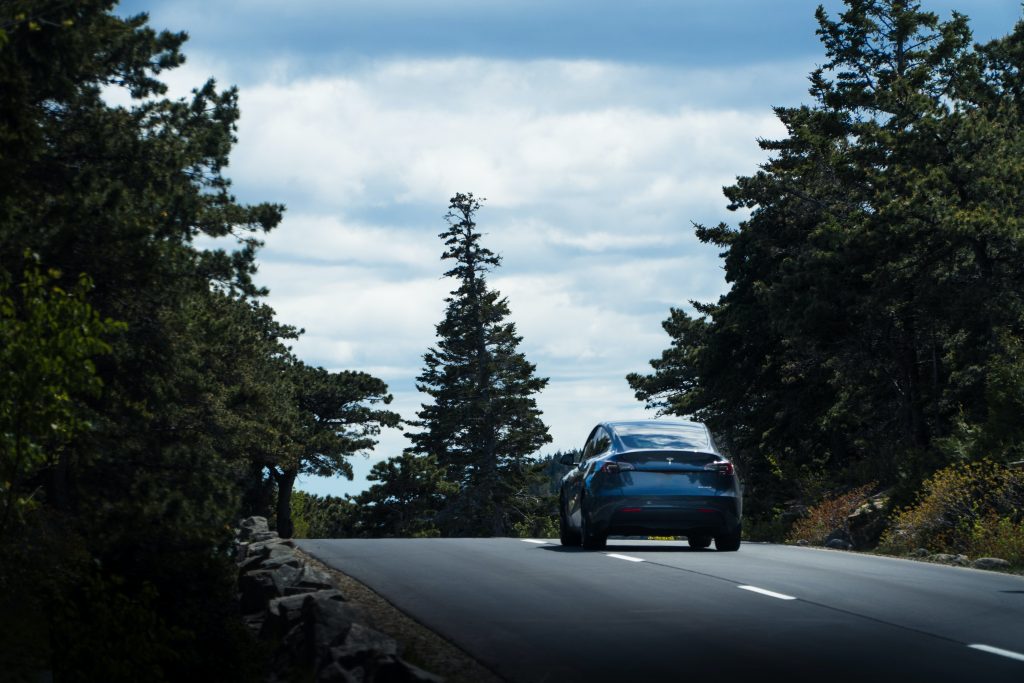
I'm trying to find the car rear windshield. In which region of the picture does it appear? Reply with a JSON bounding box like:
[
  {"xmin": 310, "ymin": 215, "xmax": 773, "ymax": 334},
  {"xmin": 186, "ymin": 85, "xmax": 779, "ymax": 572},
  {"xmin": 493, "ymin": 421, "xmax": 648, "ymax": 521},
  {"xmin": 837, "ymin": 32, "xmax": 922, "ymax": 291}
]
[{"xmin": 613, "ymin": 424, "xmax": 710, "ymax": 451}]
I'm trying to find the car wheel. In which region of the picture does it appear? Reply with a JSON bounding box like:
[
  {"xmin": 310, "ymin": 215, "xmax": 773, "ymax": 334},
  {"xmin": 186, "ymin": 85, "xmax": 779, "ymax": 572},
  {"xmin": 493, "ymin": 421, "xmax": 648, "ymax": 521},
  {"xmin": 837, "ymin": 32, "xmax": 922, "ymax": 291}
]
[
  {"xmin": 559, "ymin": 497, "xmax": 581, "ymax": 546},
  {"xmin": 580, "ymin": 502, "xmax": 607, "ymax": 550},
  {"xmin": 688, "ymin": 535, "xmax": 712, "ymax": 549},
  {"xmin": 714, "ymin": 527, "xmax": 742, "ymax": 552}
]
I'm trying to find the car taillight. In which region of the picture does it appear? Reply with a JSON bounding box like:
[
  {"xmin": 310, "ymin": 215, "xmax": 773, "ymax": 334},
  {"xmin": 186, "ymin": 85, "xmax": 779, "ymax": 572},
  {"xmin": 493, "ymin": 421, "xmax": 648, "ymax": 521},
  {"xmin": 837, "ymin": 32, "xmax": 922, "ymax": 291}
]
[
  {"xmin": 599, "ymin": 461, "xmax": 636, "ymax": 473},
  {"xmin": 704, "ymin": 460, "xmax": 735, "ymax": 475}
]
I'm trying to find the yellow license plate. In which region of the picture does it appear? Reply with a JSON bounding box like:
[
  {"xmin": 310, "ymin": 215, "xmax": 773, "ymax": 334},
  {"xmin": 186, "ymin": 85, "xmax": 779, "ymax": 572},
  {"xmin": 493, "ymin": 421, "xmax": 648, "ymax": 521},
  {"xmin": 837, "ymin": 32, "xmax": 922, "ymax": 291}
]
[{"xmin": 648, "ymin": 535, "xmax": 677, "ymax": 541}]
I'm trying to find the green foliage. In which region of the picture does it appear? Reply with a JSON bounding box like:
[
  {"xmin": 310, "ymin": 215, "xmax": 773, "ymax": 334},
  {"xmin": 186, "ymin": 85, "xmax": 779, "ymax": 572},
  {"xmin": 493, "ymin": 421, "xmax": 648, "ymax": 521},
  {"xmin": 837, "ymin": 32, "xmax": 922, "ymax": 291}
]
[
  {"xmin": 629, "ymin": 0, "xmax": 1024, "ymax": 517},
  {"xmin": 290, "ymin": 490, "xmax": 358, "ymax": 539},
  {"xmin": 348, "ymin": 453, "xmax": 454, "ymax": 537},
  {"xmin": 0, "ymin": 2, "xmax": 298, "ymax": 678},
  {"xmin": 741, "ymin": 512, "xmax": 792, "ymax": 544},
  {"xmin": 266, "ymin": 362, "xmax": 401, "ymax": 538},
  {"xmin": 880, "ymin": 461, "xmax": 1024, "ymax": 563},
  {"xmin": 0, "ymin": 255, "xmax": 122, "ymax": 536},
  {"xmin": 406, "ymin": 193, "xmax": 552, "ymax": 536}
]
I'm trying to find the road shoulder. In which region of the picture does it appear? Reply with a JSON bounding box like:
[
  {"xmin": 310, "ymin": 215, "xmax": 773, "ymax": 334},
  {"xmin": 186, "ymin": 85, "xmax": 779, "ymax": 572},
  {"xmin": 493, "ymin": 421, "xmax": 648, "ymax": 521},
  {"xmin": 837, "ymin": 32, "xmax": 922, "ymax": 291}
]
[{"xmin": 296, "ymin": 547, "xmax": 505, "ymax": 683}]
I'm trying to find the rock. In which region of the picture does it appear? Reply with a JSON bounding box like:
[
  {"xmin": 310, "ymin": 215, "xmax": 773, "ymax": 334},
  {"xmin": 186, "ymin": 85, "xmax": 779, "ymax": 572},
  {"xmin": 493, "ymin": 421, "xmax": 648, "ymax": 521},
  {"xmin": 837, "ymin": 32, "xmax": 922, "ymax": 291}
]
[
  {"xmin": 319, "ymin": 625, "xmax": 446, "ymax": 683},
  {"xmin": 317, "ymin": 658, "xmax": 445, "ymax": 683},
  {"xmin": 847, "ymin": 495, "xmax": 890, "ymax": 550},
  {"xmin": 315, "ymin": 662, "xmax": 362, "ymax": 683},
  {"xmin": 825, "ymin": 529, "xmax": 853, "ymax": 549},
  {"xmin": 795, "ymin": 539, "xmax": 809, "ymax": 547},
  {"xmin": 237, "ymin": 552, "xmax": 267, "ymax": 573},
  {"xmin": 300, "ymin": 593, "xmax": 364, "ymax": 663},
  {"xmin": 262, "ymin": 552, "xmax": 304, "ymax": 571},
  {"xmin": 377, "ymin": 658, "xmax": 446, "ymax": 683},
  {"xmin": 293, "ymin": 565, "xmax": 336, "ymax": 592},
  {"xmin": 331, "ymin": 622, "xmax": 400, "ymax": 662},
  {"xmin": 240, "ymin": 537, "xmax": 297, "ymax": 564},
  {"xmin": 238, "ymin": 516, "xmax": 270, "ymax": 541},
  {"xmin": 239, "ymin": 564, "xmax": 305, "ymax": 613},
  {"xmin": 241, "ymin": 613, "xmax": 266, "ymax": 636},
  {"xmin": 239, "ymin": 569, "xmax": 282, "ymax": 614},
  {"xmin": 930, "ymin": 553, "xmax": 969, "ymax": 566},
  {"xmin": 972, "ymin": 557, "xmax": 1011, "ymax": 570},
  {"xmin": 910, "ymin": 548, "xmax": 930, "ymax": 558},
  {"xmin": 262, "ymin": 589, "xmax": 347, "ymax": 640},
  {"xmin": 779, "ymin": 503, "xmax": 809, "ymax": 528}
]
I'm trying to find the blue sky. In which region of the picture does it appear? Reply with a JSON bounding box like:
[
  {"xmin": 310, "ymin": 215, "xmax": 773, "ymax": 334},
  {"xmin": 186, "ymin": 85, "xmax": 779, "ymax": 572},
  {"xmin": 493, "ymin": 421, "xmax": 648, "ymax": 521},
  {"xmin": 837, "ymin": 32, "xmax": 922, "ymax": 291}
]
[{"xmin": 116, "ymin": 1, "xmax": 1024, "ymax": 497}]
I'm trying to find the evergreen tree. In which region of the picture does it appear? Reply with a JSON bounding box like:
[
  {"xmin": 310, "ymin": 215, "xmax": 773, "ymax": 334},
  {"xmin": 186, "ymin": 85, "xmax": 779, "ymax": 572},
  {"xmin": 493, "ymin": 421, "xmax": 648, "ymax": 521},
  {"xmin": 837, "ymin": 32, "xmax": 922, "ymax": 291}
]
[
  {"xmin": 349, "ymin": 453, "xmax": 456, "ymax": 538},
  {"xmin": 265, "ymin": 362, "xmax": 401, "ymax": 538},
  {"xmin": 407, "ymin": 193, "xmax": 551, "ymax": 536}
]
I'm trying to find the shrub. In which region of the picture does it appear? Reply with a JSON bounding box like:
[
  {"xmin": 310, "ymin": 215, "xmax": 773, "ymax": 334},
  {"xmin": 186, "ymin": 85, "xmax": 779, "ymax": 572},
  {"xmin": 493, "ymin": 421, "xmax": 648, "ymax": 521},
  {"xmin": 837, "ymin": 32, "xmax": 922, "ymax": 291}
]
[
  {"xmin": 786, "ymin": 483, "xmax": 876, "ymax": 545},
  {"xmin": 743, "ymin": 511, "xmax": 792, "ymax": 543},
  {"xmin": 879, "ymin": 461, "xmax": 1024, "ymax": 563}
]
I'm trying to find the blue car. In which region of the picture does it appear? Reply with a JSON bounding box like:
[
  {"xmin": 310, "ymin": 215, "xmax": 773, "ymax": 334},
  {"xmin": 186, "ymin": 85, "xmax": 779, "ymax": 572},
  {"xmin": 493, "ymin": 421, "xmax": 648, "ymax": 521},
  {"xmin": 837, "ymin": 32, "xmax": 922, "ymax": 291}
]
[{"xmin": 558, "ymin": 420, "xmax": 742, "ymax": 551}]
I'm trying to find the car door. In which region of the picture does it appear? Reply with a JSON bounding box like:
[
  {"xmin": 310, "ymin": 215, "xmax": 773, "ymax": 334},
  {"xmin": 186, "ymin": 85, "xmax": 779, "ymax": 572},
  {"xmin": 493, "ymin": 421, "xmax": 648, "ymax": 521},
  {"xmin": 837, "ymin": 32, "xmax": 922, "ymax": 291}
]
[{"xmin": 564, "ymin": 427, "xmax": 599, "ymax": 527}]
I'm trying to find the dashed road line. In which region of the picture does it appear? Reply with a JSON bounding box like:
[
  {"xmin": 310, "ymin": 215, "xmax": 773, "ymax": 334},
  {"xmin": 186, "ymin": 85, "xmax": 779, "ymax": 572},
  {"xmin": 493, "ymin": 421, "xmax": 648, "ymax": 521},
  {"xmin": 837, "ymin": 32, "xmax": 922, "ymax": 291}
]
[
  {"xmin": 520, "ymin": 539, "xmax": 548, "ymax": 544},
  {"xmin": 737, "ymin": 585, "xmax": 797, "ymax": 601},
  {"xmin": 606, "ymin": 553, "xmax": 645, "ymax": 563},
  {"xmin": 968, "ymin": 644, "xmax": 1024, "ymax": 662}
]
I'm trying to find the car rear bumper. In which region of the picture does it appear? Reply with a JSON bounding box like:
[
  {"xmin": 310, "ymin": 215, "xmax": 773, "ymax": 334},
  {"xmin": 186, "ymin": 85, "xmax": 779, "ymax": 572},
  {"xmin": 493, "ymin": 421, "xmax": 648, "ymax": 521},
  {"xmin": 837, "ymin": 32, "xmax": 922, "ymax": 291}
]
[{"xmin": 588, "ymin": 494, "xmax": 741, "ymax": 537}]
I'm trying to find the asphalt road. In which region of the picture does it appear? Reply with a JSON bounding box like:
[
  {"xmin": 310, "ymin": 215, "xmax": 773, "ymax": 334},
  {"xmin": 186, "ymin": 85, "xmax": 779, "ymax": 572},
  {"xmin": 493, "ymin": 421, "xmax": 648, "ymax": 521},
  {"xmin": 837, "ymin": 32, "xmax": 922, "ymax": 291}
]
[{"xmin": 297, "ymin": 538, "xmax": 1024, "ymax": 682}]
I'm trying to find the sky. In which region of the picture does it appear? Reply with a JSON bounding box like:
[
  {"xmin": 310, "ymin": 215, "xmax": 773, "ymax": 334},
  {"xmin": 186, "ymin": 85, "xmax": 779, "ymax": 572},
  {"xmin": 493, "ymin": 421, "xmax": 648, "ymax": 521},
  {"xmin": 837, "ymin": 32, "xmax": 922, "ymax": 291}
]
[{"xmin": 116, "ymin": 0, "xmax": 1024, "ymax": 498}]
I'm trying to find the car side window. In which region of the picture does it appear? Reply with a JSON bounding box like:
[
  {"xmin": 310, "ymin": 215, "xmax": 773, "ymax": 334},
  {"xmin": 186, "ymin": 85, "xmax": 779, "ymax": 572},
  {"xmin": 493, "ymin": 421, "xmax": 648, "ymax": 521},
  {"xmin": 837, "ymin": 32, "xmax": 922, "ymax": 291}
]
[
  {"xmin": 581, "ymin": 427, "xmax": 600, "ymax": 460},
  {"xmin": 594, "ymin": 428, "xmax": 612, "ymax": 455}
]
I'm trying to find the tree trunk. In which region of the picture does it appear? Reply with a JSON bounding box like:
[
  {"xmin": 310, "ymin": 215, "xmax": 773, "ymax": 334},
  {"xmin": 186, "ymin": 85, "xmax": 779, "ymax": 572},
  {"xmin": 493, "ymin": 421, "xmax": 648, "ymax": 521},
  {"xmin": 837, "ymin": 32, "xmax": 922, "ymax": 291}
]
[{"xmin": 273, "ymin": 468, "xmax": 297, "ymax": 538}]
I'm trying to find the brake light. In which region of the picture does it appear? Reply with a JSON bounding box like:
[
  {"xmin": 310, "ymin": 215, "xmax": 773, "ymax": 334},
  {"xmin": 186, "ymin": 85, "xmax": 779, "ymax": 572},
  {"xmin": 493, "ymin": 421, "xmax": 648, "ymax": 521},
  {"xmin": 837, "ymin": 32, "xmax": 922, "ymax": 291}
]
[
  {"xmin": 599, "ymin": 461, "xmax": 636, "ymax": 473},
  {"xmin": 704, "ymin": 460, "xmax": 735, "ymax": 475}
]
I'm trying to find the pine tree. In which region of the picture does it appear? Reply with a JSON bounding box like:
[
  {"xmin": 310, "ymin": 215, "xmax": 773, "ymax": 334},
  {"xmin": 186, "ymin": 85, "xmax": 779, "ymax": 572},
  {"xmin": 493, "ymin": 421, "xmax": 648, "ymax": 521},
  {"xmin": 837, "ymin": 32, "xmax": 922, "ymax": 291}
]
[{"xmin": 407, "ymin": 193, "xmax": 551, "ymax": 536}]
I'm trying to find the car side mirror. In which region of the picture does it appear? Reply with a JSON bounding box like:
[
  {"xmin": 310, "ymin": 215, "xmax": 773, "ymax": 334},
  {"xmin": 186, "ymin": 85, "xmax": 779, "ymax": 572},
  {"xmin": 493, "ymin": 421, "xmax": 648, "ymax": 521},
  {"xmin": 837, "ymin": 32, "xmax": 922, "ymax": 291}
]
[{"xmin": 558, "ymin": 452, "xmax": 576, "ymax": 466}]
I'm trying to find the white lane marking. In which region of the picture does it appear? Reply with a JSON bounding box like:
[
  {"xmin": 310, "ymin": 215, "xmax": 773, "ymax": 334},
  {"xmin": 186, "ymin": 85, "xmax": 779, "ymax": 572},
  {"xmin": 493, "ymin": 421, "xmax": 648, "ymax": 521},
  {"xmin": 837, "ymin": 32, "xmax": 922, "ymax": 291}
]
[
  {"xmin": 606, "ymin": 553, "xmax": 645, "ymax": 563},
  {"xmin": 520, "ymin": 539, "xmax": 548, "ymax": 544},
  {"xmin": 737, "ymin": 585, "xmax": 797, "ymax": 601},
  {"xmin": 968, "ymin": 644, "xmax": 1024, "ymax": 662}
]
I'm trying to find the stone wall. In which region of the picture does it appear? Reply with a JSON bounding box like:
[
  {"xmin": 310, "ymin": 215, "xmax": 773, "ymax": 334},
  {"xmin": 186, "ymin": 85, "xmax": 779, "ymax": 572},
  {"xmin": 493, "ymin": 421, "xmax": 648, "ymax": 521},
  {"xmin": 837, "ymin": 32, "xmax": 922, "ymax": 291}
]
[{"xmin": 235, "ymin": 516, "xmax": 443, "ymax": 683}]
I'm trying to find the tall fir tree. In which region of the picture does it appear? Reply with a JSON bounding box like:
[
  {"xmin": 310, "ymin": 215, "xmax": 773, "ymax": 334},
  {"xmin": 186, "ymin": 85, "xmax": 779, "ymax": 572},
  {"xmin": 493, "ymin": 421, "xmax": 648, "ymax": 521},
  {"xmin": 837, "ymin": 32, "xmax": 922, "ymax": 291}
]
[{"xmin": 407, "ymin": 193, "xmax": 551, "ymax": 536}]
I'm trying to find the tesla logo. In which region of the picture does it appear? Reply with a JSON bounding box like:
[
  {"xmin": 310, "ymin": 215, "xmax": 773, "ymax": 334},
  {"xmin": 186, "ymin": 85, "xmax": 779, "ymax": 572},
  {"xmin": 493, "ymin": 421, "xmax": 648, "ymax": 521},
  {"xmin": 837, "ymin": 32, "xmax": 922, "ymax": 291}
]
[{"xmin": 666, "ymin": 457, "xmax": 674, "ymax": 464}]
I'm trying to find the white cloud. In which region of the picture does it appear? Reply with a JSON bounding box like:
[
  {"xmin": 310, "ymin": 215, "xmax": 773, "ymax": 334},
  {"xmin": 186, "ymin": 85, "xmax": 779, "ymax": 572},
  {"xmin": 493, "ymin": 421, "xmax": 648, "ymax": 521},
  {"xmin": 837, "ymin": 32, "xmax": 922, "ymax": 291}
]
[{"xmin": 227, "ymin": 58, "xmax": 784, "ymax": 213}]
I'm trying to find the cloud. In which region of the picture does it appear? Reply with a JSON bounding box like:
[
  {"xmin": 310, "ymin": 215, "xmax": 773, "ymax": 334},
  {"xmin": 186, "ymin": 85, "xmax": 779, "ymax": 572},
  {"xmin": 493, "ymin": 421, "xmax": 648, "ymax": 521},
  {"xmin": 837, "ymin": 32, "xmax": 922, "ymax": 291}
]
[
  {"xmin": 226, "ymin": 58, "xmax": 786, "ymax": 216},
  {"xmin": 128, "ymin": 55, "xmax": 785, "ymax": 497}
]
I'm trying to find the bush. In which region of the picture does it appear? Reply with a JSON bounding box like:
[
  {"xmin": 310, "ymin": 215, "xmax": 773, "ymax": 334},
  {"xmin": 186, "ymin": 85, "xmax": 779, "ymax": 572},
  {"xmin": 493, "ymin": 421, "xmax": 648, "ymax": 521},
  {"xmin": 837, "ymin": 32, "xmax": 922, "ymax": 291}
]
[
  {"xmin": 743, "ymin": 512, "xmax": 792, "ymax": 543},
  {"xmin": 879, "ymin": 460, "xmax": 1024, "ymax": 564},
  {"xmin": 786, "ymin": 483, "xmax": 876, "ymax": 545}
]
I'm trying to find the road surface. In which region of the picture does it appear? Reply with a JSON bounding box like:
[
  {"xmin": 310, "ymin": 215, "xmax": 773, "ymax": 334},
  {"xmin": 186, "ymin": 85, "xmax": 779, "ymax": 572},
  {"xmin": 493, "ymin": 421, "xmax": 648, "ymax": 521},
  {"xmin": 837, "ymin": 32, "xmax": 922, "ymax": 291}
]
[{"xmin": 297, "ymin": 538, "xmax": 1024, "ymax": 682}]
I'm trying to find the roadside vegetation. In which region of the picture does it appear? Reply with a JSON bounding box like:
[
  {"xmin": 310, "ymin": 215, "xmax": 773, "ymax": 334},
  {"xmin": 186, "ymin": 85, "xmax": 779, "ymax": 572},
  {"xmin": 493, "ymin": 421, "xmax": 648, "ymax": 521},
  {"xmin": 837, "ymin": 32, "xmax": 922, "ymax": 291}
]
[
  {"xmin": 627, "ymin": 0, "xmax": 1024, "ymax": 568},
  {"xmin": 880, "ymin": 461, "xmax": 1024, "ymax": 565},
  {"xmin": 0, "ymin": 2, "xmax": 397, "ymax": 679}
]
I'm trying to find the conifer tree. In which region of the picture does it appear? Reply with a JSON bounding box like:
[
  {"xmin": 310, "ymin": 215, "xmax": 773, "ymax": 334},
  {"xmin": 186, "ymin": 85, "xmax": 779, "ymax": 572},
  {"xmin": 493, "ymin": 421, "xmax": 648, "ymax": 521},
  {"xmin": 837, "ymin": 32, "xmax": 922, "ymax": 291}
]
[{"xmin": 407, "ymin": 193, "xmax": 551, "ymax": 536}]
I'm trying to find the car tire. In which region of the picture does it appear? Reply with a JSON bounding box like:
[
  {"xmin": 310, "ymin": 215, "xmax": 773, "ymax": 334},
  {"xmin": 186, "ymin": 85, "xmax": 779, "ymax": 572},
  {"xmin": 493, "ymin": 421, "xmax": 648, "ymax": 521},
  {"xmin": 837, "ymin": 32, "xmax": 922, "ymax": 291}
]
[
  {"xmin": 559, "ymin": 498, "xmax": 581, "ymax": 547},
  {"xmin": 714, "ymin": 527, "xmax": 742, "ymax": 552},
  {"xmin": 688, "ymin": 535, "xmax": 712, "ymax": 549},
  {"xmin": 580, "ymin": 502, "xmax": 607, "ymax": 550}
]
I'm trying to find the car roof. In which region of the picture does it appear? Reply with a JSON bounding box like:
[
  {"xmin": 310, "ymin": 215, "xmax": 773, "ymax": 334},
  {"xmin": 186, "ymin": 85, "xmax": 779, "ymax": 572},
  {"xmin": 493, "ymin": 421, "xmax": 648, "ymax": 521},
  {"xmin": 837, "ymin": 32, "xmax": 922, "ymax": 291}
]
[{"xmin": 604, "ymin": 419, "xmax": 714, "ymax": 452}]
